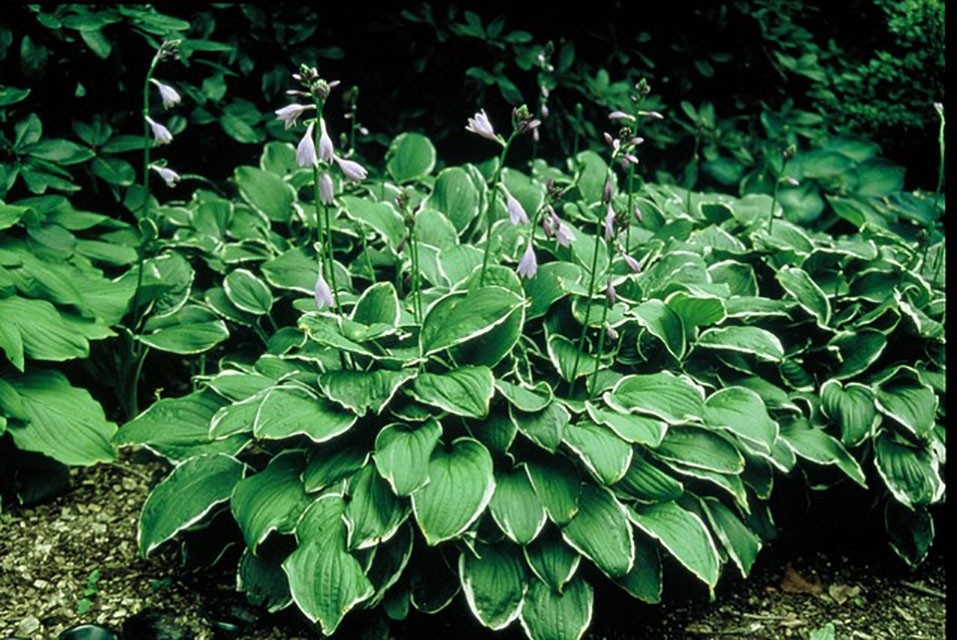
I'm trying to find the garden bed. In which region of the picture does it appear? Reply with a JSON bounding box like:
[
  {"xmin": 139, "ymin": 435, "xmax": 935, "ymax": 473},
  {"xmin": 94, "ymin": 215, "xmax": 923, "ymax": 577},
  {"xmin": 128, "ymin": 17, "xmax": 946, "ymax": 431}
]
[{"xmin": 0, "ymin": 459, "xmax": 944, "ymax": 639}]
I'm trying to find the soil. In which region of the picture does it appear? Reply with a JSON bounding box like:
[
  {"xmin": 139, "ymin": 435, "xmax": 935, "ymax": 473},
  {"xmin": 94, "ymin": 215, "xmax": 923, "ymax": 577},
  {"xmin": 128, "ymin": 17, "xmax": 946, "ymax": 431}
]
[{"xmin": 0, "ymin": 458, "xmax": 946, "ymax": 640}]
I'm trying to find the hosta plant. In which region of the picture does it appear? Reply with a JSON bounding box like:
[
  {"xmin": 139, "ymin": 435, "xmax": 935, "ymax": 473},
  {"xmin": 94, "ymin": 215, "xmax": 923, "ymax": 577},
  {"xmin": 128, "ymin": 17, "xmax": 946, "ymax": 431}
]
[
  {"xmin": 116, "ymin": 91, "xmax": 943, "ymax": 639},
  {"xmin": 0, "ymin": 196, "xmax": 133, "ymax": 507}
]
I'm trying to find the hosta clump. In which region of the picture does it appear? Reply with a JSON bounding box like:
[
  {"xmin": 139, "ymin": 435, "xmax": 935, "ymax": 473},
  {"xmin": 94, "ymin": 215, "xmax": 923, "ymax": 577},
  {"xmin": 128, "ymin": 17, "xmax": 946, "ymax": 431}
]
[
  {"xmin": 0, "ymin": 196, "xmax": 136, "ymax": 506},
  {"xmin": 117, "ymin": 126, "xmax": 942, "ymax": 638}
]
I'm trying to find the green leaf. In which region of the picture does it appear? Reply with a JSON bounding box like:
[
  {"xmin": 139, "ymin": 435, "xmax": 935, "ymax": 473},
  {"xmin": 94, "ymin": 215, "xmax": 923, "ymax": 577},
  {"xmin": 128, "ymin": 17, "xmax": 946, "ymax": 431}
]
[
  {"xmin": 284, "ymin": 495, "xmax": 374, "ymax": 635},
  {"xmin": 374, "ymin": 419, "xmax": 442, "ymax": 496},
  {"xmin": 874, "ymin": 434, "xmax": 943, "ymax": 508},
  {"xmin": 855, "ymin": 158, "xmax": 905, "ymax": 197},
  {"xmin": 5, "ymin": 369, "xmax": 116, "ymax": 466},
  {"xmin": 410, "ymin": 366, "xmax": 493, "ymax": 418},
  {"xmin": 524, "ymin": 262, "xmax": 582, "ymax": 320},
  {"xmin": 253, "ymin": 387, "xmax": 357, "ymax": 443},
  {"xmin": 585, "ymin": 402, "xmax": 666, "ymax": 447},
  {"xmin": 351, "ymin": 281, "xmax": 400, "ymax": 327},
  {"xmin": 340, "ymin": 196, "xmax": 406, "ymax": 250},
  {"xmin": 231, "ymin": 450, "xmax": 311, "ymax": 551},
  {"xmin": 563, "ymin": 422, "xmax": 632, "ymax": 485},
  {"xmin": 700, "ymin": 497, "xmax": 761, "ymax": 578},
  {"xmin": 561, "ymin": 484, "xmax": 634, "ymax": 577},
  {"xmin": 830, "ymin": 330, "xmax": 886, "ymax": 379},
  {"xmin": 629, "ymin": 501, "xmax": 721, "ymax": 589},
  {"xmin": 116, "ymin": 390, "xmax": 246, "ymax": 461},
  {"xmin": 459, "ymin": 542, "xmax": 526, "ymax": 630},
  {"xmin": 139, "ymin": 317, "xmax": 229, "ymax": 355},
  {"xmin": 0, "ymin": 297, "xmax": 92, "ymax": 369},
  {"xmin": 524, "ymin": 531, "xmax": 581, "ymax": 594},
  {"xmin": 546, "ymin": 333, "xmax": 600, "ymax": 382},
  {"xmin": 303, "ymin": 446, "xmax": 368, "ymax": 493},
  {"xmin": 615, "ymin": 451, "xmax": 684, "ymax": 502},
  {"xmin": 489, "ymin": 466, "xmax": 547, "ymax": 544},
  {"xmin": 299, "ymin": 315, "xmax": 374, "ymax": 357},
  {"xmin": 666, "ymin": 291, "xmax": 727, "ymax": 332},
  {"xmin": 510, "ymin": 401, "xmax": 570, "ymax": 453},
  {"xmin": 263, "ymin": 248, "xmax": 319, "ymax": 294},
  {"xmin": 875, "ymin": 379, "xmax": 938, "ymax": 439},
  {"xmin": 235, "ymin": 166, "xmax": 295, "ymax": 223},
  {"xmin": 345, "ymin": 464, "xmax": 409, "ymax": 550},
  {"xmin": 386, "ymin": 132, "xmax": 436, "ymax": 183},
  {"xmin": 820, "ymin": 380, "xmax": 879, "ymax": 447},
  {"xmin": 655, "ymin": 425, "xmax": 745, "ymax": 474},
  {"xmin": 776, "ymin": 266, "xmax": 831, "ymax": 326},
  {"xmin": 634, "ymin": 299, "xmax": 686, "ymax": 359},
  {"xmin": 238, "ymin": 546, "xmax": 292, "ymax": 613},
  {"xmin": 495, "ymin": 379, "xmax": 552, "ymax": 413},
  {"xmin": 224, "ymin": 268, "xmax": 273, "ymax": 315},
  {"xmin": 695, "ymin": 325, "xmax": 785, "ymax": 362},
  {"xmin": 605, "ymin": 372, "xmax": 705, "ymax": 425},
  {"xmin": 318, "ymin": 369, "xmax": 415, "ymax": 416},
  {"xmin": 411, "ymin": 438, "xmax": 495, "ymax": 545},
  {"xmin": 427, "ymin": 167, "xmax": 480, "ymax": 231},
  {"xmin": 779, "ymin": 418, "xmax": 866, "ymax": 487},
  {"xmin": 613, "ymin": 534, "xmax": 662, "ymax": 603},
  {"xmin": 884, "ymin": 501, "xmax": 934, "ymax": 568},
  {"xmin": 420, "ymin": 286, "xmax": 523, "ymax": 355},
  {"xmin": 138, "ymin": 453, "xmax": 245, "ymax": 556},
  {"xmin": 526, "ymin": 457, "xmax": 581, "ymax": 525},
  {"xmin": 519, "ymin": 576, "xmax": 593, "ymax": 640},
  {"xmin": 704, "ymin": 387, "xmax": 778, "ymax": 454}
]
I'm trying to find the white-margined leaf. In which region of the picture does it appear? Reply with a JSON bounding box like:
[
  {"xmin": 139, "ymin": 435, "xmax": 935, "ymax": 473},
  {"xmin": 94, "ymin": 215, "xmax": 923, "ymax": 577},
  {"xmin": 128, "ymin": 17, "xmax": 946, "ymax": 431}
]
[
  {"xmin": 628, "ymin": 501, "xmax": 721, "ymax": 590},
  {"xmin": 459, "ymin": 542, "xmax": 527, "ymax": 630},
  {"xmin": 373, "ymin": 418, "xmax": 442, "ymax": 496},
  {"xmin": 411, "ymin": 438, "xmax": 495, "ymax": 545}
]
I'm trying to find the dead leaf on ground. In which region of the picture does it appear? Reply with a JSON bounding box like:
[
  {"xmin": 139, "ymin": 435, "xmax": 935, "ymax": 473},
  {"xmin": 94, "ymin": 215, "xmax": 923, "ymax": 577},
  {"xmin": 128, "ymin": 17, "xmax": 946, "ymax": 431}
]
[
  {"xmin": 828, "ymin": 583, "xmax": 861, "ymax": 605},
  {"xmin": 780, "ymin": 563, "xmax": 823, "ymax": 595},
  {"xmin": 778, "ymin": 612, "xmax": 807, "ymax": 629}
]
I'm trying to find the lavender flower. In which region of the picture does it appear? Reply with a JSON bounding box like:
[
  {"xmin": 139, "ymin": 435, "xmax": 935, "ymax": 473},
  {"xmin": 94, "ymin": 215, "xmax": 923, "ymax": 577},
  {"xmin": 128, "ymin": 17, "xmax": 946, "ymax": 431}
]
[
  {"xmin": 604, "ymin": 203, "xmax": 616, "ymax": 241},
  {"xmin": 623, "ymin": 253, "xmax": 641, "ymax": 273},
  {"xmin": 542, "ymin": 212, "xmax": 555, "ymax": 237},
  {"xmin": 335, "ymin": 155, "xmax": 368, "ymax": 182},
  {"xmin": 466, "ymin": 109, "xmax": 500, "ymax": 144},
  {"xmin": 297, "ymin": 122, "xmax": 318, "ymax": 168},
  {"xmin": 319, "ymin": 172, "xmax": 335, "ymax": 205},
  {"xmin": 633, "ymin": 205, "xmax": 643, "ymax": 222},
  {"xmin": 318, "ymin": 118, "xmax": 335, "ymax": 162},
  {"xmin": 150, "ymin": 165, "xmax": 180, "ymax": 188},
  {"xmin": 275, "ymin": 103, "xmax": 314, "ymax": 129},
  {"xmin": 504, "ymin": 189, "xmax": 529, "ymax": 225},
  {"xmin": 516, "ymin": 242, "xmax": 537, "ymax": 279},
  {"xmin": 314, "ymin": 270, "xmax": 334, "ymax": 309},
  {"xmin": 150, "ymin": 79, "xmax": 181, "ymax": 109},
  {"xmin": 608, "ymin": 110, "xmax": 635, "ymax": 123},
  {"xmin": 556, "ymin": 222, "xmax": 574, "ymax": 247},
  {"xmin": 145, "ymin": 116, "xmax": 173, "ymax": 145},
  {"xmin": 606, "ymin": 281, "xmax": 617, "ymax": 304}
]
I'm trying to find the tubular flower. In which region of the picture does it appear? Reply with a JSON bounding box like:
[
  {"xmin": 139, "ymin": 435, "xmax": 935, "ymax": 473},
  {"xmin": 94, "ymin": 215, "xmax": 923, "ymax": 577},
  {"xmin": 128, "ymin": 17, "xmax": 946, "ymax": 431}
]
[
  {"xmin": 556, "ymin": 222, "xmax": 574, "ymax": 248},
  {"xmin": 275, "ymin": 103, "xmax": 314, "ymax": 129},
  {"xmin": 504, "ymin": 189, "xmax": 529, "ymax": 225},
  {"xmin": 335, "ymin": 155, "xmax": 368, "ymax": 182},
  {"xmin": 319, "ymin": 172, "xmax": 335, "ymax": 205},
  {"xmin": 297, "ymin": 122, "xmax": 318, "ymax": 168},
  {"xmin": 150, "ymin": 165, "xmax": 180, "ymax": 188},
  {"xmin": 150, "ymin": 79, "xmax": 181, "ymax": 109},
  {"xmin": 145, "ymin": 116, "xmax": 173, "ymax": 145},
  {"xmin": 623, "ymin": 253, "xmax": 641, "ymax": 273},
  {"xmin": 318, "ymin": 118, "xmax": 335, "ymax": 162},
  {"xmin": 604, "ymin": 203, "xmax": 616, "ymax": 241},
  {"xmin": 466, "ymin": 109, "xmax": 500, "ymax": 144},
  {"xmin": 606, "ymin": 281, "xmax": 617, "ymax": 304},
  {"xmin": 608, "ymin": 110, "xmax": 636, "ymax": 123},
  {"xmin": 314, "ymin": 270, "xmax": 334, "ymax": 309},
  {"xmin": 516, "ymin": 242, "xmax": 538, "ymax": 279}
]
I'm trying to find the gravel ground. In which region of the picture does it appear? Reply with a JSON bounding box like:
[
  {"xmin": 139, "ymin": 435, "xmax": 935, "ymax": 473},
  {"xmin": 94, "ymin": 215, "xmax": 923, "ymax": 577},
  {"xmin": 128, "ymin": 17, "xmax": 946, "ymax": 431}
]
[{"xmin": 0, "ymin": 458, "xmax": 946, "ymax": 640}]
